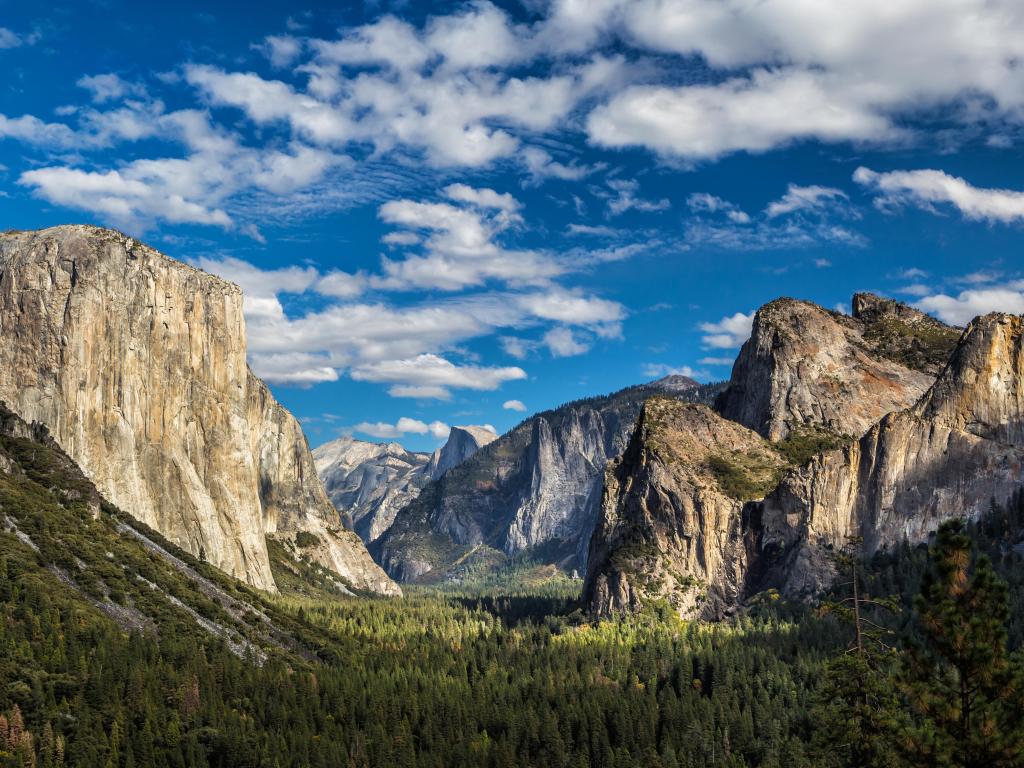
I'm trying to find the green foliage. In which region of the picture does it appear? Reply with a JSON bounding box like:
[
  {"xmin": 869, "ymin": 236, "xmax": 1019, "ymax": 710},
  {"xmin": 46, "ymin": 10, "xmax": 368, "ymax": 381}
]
[
  {"xmin": 861, "ymin": 315, "xmax": 961, "ymax": 373},
  {"xmin": 707, "ymin": 451, "xmax": 783, "ymax": 501},
  {"xmin": 4, "ymin": 400, "xmax": 1024, "ymax": 768},
  {"xmin": 775, "ymin": 427, "xmax": 850, "ymax": 467},
  {"xmin": 293, "ymin": 530, "xmax": 321, "ymax": 549},
  {"xmin": 896, "ymin": 520, "xmax": 1024, "ymax": 767}
]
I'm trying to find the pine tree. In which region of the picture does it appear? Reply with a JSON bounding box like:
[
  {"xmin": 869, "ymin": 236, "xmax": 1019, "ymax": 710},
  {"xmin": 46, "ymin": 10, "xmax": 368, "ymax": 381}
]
[
  {"xmin": 812, "ymin": 538, "xmax": 903, "ymax": 768},
  {"xmin": 898, "ymin": 520, "xmax": 1024, "ymax": 768}
]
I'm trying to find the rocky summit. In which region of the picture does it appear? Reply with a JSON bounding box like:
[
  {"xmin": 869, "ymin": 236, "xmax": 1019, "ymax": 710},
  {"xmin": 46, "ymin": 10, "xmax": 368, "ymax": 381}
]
[
  {"xmin": 313, "ymin": 425, "xmax": 496, "ymax": 545},
  {"xmin": 0, "ymin": 225, "xmax": 398, "ymax": 596},
  {"xmin": 717, "ymin": 294, "xmax": 959, "ymax": 442},
  {"xmin": 585, "ymin": 293, "xmax": 1023, "ymax": 618},
  {"xmin": 374, "ymin": 375, "xmax": 724, "ymax": 582}
]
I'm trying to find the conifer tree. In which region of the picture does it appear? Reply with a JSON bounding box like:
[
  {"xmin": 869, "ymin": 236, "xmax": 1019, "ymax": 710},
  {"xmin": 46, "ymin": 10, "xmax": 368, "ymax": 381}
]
[{"xmin": 898, "ymin": 520, "xmax": 1024, "ymax": 768}]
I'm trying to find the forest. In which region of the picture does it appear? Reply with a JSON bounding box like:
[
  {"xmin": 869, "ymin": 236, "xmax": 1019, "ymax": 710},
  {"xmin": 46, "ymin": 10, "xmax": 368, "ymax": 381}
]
[{"xmin": 1, "ymin": 406, "xmax": 1023, "ymax": 768}]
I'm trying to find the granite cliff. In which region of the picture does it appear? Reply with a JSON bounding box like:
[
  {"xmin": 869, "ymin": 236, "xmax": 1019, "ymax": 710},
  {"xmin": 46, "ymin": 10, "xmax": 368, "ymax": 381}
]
[
  {"xmin": 0, "ymin": 225, "xmax": 397, "ymax": 596},
  {"xmin": 374, "ymin": 376, "xmax": 724, "ymax": 582},
  {"xmin": 585, "ymin": 398, "xmax": 786, "ymax": 619},
  {"xmin": 717, "ymin": 293, "xmax": 957, "ymax": 441},
  {"xmin": 313, "ymin": 425, "xmax": 495, "ymax": 544},
  {"xmin": 585, "ymin": 293, "xmax": 996, "ymax": 617}
]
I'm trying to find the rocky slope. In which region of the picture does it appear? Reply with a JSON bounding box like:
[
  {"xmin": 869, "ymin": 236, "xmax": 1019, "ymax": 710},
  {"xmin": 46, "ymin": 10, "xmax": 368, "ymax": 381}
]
[
  {"xmin": 314, "ymin": 438, "xmax": 431, "ymax": 543},
  {"xmin": 587, "ymin": 294, "xmax": 1021, "ymax": 618},
  {"xmin": 754, "ymin": 311, "xmax": 1024, "ymax": 598},
  {"xmin": 374, "ymin": 376, "xmax": 724, "ymax": 582},
  {"xmin": 585, "ymin": 398, "xmax": 786, "ymax": 619},
  {"xmin": 717, "ymin": 293, "xmax": 958, "ymax": 441},
  {"xmin": 425, "ymin": 425, "xmax": 497, "ymax": 480},
  {"xmin": 0, "ymin": 225, "xmax": 397, "ymax": 596},
  {"xmin": 313, "ymin": 425, "xmax": 496, "ymax": 545}
]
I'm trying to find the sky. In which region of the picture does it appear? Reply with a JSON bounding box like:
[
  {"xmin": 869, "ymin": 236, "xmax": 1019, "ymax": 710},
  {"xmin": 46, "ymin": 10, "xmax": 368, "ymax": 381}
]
[{"xmin": 2, "ymin": 0, "xmax": 1024, "ymax": 451}]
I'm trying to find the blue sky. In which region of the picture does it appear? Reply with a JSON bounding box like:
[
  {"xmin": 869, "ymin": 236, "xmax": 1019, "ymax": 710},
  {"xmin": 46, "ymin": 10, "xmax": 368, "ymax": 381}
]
[{"xmin": 3, "ymin": 0, "xmax": 1024, "ymax": 450}]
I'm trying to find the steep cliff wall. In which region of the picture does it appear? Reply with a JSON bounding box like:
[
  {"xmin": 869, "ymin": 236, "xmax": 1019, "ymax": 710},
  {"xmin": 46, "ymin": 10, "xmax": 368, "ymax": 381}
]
[
  {"xmin": 375, "ymin": 376, "xmax": 723, "ymax": 582},
  {"xmin": 0, "ymin": 225, "xmax": 397, "ymax": 595},
  {"xmin": 314, "ymin": 437, "xmax": 431, "ymax": 543},
  {"xmin": 585, "ymin": 398, "xmax": 786, "ymax": 618},
  {"xmin": 754, "ymin": 312, "xmax": 1024, "ymax": 597},
  {"xmin": 425, "ymin": 425, "xmax": 497, "ymax": 480},
  {"xmin": 717, "ymin": 295, "xmax": 955, "ymax": 441}
]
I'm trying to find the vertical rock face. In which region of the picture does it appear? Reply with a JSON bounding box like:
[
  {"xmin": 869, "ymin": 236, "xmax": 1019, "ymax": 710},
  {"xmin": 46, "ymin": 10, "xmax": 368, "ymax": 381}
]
[
  {"xmin": 0, "ymin": 225, "xmax": 398, "ymax": 595},
  {"xmin": 718, "ymin": 296, "xmax": 955, "ymax": 441},
  {"xmin": 314, "ymin": 438, "xmax": 431, "ymax": 543},
  {"xmin": 374, "ymin": 376, "xmax": 724, "ymax": 582},
  {"xmin": 754, "ymin": 312, "xmax": 1024, "ymax": 598},
  {"xmin": 313, "ymin": 426, "xmax": 496, "ymax": 545},
  {"xmin": 425, "ymin": 426, "xmax": 497, "ymax": 480},
  {"xmin": 587, "ymin": 294, "xmax": 1023, "ymax": 618},
  {"xmin": 585, "ymin": 398, "xmax": 786, "ymax": 619}
]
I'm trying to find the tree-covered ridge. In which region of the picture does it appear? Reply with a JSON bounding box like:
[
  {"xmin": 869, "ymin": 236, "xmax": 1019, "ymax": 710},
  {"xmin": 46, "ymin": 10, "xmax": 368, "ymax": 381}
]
[{"xmin": 3, "ymin": 402, "xmax": 1024, "ymax": 767}]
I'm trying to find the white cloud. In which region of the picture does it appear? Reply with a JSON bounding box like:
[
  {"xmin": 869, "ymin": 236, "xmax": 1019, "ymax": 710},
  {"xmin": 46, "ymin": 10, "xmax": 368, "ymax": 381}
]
[
  {"xmin": 698, "ymin": 356, "xmax": 735, "ymax": 366},
  {"xmin": 259, "ymin": 35, "xmax": 304, "ymax": 68},
  {"xmin": 521, "ymin": 146, "xmax": 600, "ymax": 183},
  {"xmin": 0, "ymin": 114, "xmax": 80, "ymax": 148},
  {"xmin": 443, "ymin": 182, "xmax": 520, "ymax": 212},
  {"xmin": 699, "ymin": 311, "xmax": 754, "ymax": 348},
  {"xmin": 17, "ymin": 106, "xmax": 349, "ymax": 231},
  {"xmin": 543, "ymin": 326, "xmax": 590, "ymax": 357},
  {"xmin": 351, "ymin": 353, "xmax": 527, "ymax": 399},
  {"xmin": 77, "ymin": 74, "xmax": 147, "ymax": 103},
  {"xmin": 687, "ymin": 193, "xmax": 750, "ymax": 223},
  {"xmin": 682, "ymin": 184, "xmax": 864, "ymax": 251},
  {"xmin": 503, "ymin": 399, "xmax": 528, "ymax": 412},
  {"xmin": 897, "ymin": 283, "xmax": 932, "ymax": 297},
  {"xmin": 916, "ymin": 287, "xmax": 1024, "ymax": 326},
  {"xmin": 248, "ymin": 352, "xmax": 339, "ymax": 385},
  {"xmin": 19, "ymin": 166, "xmax": 233, "ymax": 229},
  {"xmin": 375, "ymin": 191, "xmax": 559, "ymax": 291},
  {"xmin": 0, "ymin": 28, "xmax": 37, "ymax": 49},
  {"xmin": 500, "ymin": 336, "xmax": 538, "ymax": 360},
  {"xmin": 565, "ymin": 223, "xmax": 620, "ymax": 237},
  {"xmin": 854, "ymin": 167, "xmax": 1024, "ymax": 224},
  {"xmin": 605, "ymin": 178, "xmax": 670, "ymax": 216},
  {"xmin": 765, "ymin": 184, "xmax": 847, "ymax": 218},
  {"xmin": 588, "ymin": 69, "xmax": 897, "ymax": 161},
  {"xmin": 350, "ymin": 417, "xmax": 451, "ymax": 440}
]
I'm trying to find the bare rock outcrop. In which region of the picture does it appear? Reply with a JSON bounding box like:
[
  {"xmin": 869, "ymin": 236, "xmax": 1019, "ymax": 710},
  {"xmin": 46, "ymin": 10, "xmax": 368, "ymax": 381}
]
[
  {"xmin": 718, "ymin": 295, "xmax": 956, "ymax": 441},
  {"xmin": 754, "ymin": 311, "xmax": 1024, "ymax": 597},
  {"xmin": 375, "ymin": 375, "xmax": 721, "ymax": 582},
  {"xmin": 0, "ymin": 225, "xmax": 398, "ymax": 595},
  {"xmin": 585, "ymin": 398, "xmax": 786, "ymax": 619},
  {"xmin": 314, "ymin": 437, "xmax": 431, "ymax": 543}
]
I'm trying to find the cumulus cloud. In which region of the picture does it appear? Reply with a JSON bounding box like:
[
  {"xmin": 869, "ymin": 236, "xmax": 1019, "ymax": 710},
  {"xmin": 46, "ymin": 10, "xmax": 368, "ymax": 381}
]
[
  {"xmin": 350, "ymin": 417, "xmax": 451, "ymax": 440},
  {"xmin": 543, "ymin": 326, "xmax": 591, "ymax": 357},
  {"xmin": 699, "ymin": 311, "xmax": 754, "ymax": 348},
  {"xmin": 588, "ymin": 69, "xmax": 896, "ymax": 160},
  {"xmin": 77, "ymin": 74, "xmax": 147, "ymax": 103},
  {"xmin": 503, "ymin": 399, "xmax": 528, "ymax": 412},
  {"xmin": 583, "ymin": 0, "xmax": 1024, "ymax": 160},
  {"xmin": 916, "ymin": 287, "xmax": 1024, "ymax": 326},
  {"xmin": 854, "ymin": 167, "xmax": 1024, "ymax": 224},
  {"xmin": 350, "ymin": 354, "xmax": 527, "ymax": 400}
]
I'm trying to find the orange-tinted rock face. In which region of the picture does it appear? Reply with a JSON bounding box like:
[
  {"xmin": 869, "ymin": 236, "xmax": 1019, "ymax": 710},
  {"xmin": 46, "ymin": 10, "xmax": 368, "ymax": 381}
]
[{"xmin": 0, "ymin": 225, "xmax": 398, "ymax": 596}]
